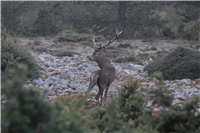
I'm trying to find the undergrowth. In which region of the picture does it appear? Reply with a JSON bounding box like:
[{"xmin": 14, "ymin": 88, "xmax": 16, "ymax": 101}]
[
  {"xmin": 1, "ymin": 29, "xmax": 40, "ymax": 80},
  {"xmin": 56, "ymin": 29, "xmax": 103, "ymax": 42},
  {"xmin": 144, "ymin": 46, "xmax": 200, "ymax": 80},
  {"xmin": 2, "ymin": 65, "xmax": 200, "ymax": 133}
]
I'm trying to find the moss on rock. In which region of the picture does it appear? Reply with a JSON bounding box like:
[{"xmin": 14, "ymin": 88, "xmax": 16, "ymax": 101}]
[{"xmin": 144, "ymin": 46, "xmax": 200, "ymax": 80}]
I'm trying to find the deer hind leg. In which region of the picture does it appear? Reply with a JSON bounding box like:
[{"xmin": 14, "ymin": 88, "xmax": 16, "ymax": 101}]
[
  {"xmin": 86, "ymin": 73, "xmax": 99, "ymax": 94},
  {"xmin": 96, "ymin": 83, "xmax": 106, "ymax": 105},
  {"xmin": 95, "ymin": 90, "xmax": 101, "ymax": 105},
  {"xmin": 104, "ymin": 85, "xmax": 110, "ymax": 104},
  {"xmin": 95, "ymin": 87, "xmax": 105, "ymax": 105}
]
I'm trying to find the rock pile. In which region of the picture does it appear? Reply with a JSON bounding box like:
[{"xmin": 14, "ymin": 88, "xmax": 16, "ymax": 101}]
[{"xmin": 26, "ymin": 50, "xmax": 200, "ymax": 110}]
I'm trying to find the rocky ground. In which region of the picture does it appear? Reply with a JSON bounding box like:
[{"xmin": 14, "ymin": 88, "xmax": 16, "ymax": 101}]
[
  {"xmin": 25, "ymin": 47, "xmax": 200, "ymax": 113},
  {"xmin": 4, "ymin": 37, "xmax": 200, "ymax": 113}
]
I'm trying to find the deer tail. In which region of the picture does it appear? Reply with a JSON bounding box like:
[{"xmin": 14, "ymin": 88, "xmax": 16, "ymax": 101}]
[{"xmin": 86, "ymin": 73, "xmax": 99, "ymax": 93}]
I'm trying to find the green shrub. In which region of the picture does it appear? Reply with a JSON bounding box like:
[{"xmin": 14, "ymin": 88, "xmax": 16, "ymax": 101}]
[
  {"xmin": 150, "ymin": 47, "xmax": 157, "ymax": 51},
  {"xmin": 144, "ymin": 46, "xmax": 200, "ymax": 80},
  {"xmin": 134, "ymin": 27, "xmax": 157, "ymax": 39},
  {"xmin": 56, "ymin": 29, "xmax": 103, "ymax": 42},
  {"xmin": 1, "ymin": 64, "xmax": 86, "ymax": 133},
  {"xmin": 113, "ymin": 57, "xmax": 128, "ymax": 63},
  {"xmin": 1, "ymin": 38, "xmax": 40, "ymax": 80},
  {"xmin": 1, "ymin": 28, "xmax": 9, "ymax": 43},
  {"xmin": 127, "ymin": 56, "xmax": 136, "ymax": 62},
  {"xmin": 146, "ymin": 72, "xmax": 174, "ymax": 107},
  {"xmin": 33, "ymin": 40, "xmax": 41, "ymax": 46},
  {"xmin": 118, "ymin": 43, "xmax": 131, "ymax": 48},
  {"xmin": 54, "ymin": 50, "xmax": 80, "ymax": 57},
  {"xmin": 176, "ymin": 23, "xmax": 185, "ymax": 39},
  {"xmin": 2, "ymin": 66, "xmax": 200, "ymax": 133},
  {"xmin": 22, "ymin": 8, "xmax": 61, "ymax": 37},
  {"xmin": 86, "ymin": 99, "xmax": 124, "ymax": 133},
  {"xmin": 184, "ymin": 17, "xmax": 200, "ymax": 41},
  {"xmin": 148, "ymin": 96, "xmax": 200, "ymax": 133},
  {"xmin": 116, "ymin": 79, "xmax": 146, "ymax": 125},
  {"xmin": 162, "ymin": 26, "xmax": 175, "ymax": 39},
  {"xmin": 35, "ymin": 46, "xmax": 48, "ymax": 53},
  {"xmin": 143, "ymin": 73, "xmax": 200, "ymax": 133}
]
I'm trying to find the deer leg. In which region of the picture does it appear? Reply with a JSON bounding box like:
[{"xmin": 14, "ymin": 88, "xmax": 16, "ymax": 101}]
[
  {"xmin": 86, "ymin": 73, "xmax": 99, "ymax": 94},
  {"xmin": 95, "ymin": 90, "xmax": 101, "ymax": 105},
  {"xmin": 96, "ymin": 83, "xmax": 106, "ymax": 106},
  {"xmin": 104, "ymin": 85, "xmax": 110, "ymax": 104},
  {"xmin": 100, "ymin": 89, "xmax": 103, "ymax": 105}
]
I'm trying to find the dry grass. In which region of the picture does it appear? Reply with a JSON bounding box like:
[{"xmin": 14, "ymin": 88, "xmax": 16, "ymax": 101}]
[{"xmin": 18, "ymin": 37, "xmax": 200, "ymax": 65}]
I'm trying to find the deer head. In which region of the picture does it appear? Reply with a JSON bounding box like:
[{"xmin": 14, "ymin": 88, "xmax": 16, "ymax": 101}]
[
  {"xmin": 88, "ymin": 48, "xmax": 106, "ymax": 62},
  {"xmin": 88, "ymin": 28, "xmax": 122, "ymax": 63}
]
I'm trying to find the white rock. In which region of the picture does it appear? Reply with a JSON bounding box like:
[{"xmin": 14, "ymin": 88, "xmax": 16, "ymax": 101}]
[
  {"xmin": 38, "ymin": 56, "xmax": 46, "ymax": 62},
  {"xmin": 123, "ymin": 69, "xmax": 130, "ymax": 74},
  {"xmin": 77, "ymin": 65, "xmax": 85, "ymax": 71},
  {"xmin": 141, "ymin": 71, "xmax": 148, "ymax": 76},
  {"xmin": 148, "ymin": 58, "xmax": 153, "ymax": 62},
  {"xmin": 43, "ymin": 61, "xmax": 53, "ymax": 67},
  {"xmin": 177, "ymin": 79, "xmax": 191, "ymax": 84}
]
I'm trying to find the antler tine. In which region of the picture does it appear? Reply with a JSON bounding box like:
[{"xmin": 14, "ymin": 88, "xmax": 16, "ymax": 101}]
[
  {"xmin": 97, "ymin": 27, "xmax": 107, "ymax": 34},
  {"xmin": 91, "ymin": 27, "xmax": 107, "ymax": 49},
  {"xmin": 91, "ymin": 34, "xmax": 97, "ymax": 49},
  {"xmin": 101, "ymin": 28, "xmax": 122, "ymax": 48}
]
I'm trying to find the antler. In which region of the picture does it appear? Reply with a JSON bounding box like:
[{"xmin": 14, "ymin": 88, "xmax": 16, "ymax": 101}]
[
  {"xmin": 101, "ymin": 28, "xmax": 122, "ymax": 48},
  {"xmin": 91, "ymin": 27, "xmax": 107, "ymax": 49}
]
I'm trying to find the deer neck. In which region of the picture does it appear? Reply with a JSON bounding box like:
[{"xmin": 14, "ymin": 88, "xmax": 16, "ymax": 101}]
[{"xmin": 97, "ymin": 55, "xmax": 113, "ymax": 69}]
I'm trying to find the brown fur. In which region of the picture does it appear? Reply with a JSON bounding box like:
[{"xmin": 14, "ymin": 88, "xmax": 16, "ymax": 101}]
[
  {"xmin": 86, "ymin": 49, "xmax": 115, "ymax": 105},
  {"xmin": 85, "ymin": 27, "xmax": 122, "ymax": 105}
]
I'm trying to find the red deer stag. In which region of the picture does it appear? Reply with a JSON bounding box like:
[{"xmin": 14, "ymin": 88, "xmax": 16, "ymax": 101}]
[{"xmin": 85, "ymin": 27, "xmax": 122, "ymax": 105}]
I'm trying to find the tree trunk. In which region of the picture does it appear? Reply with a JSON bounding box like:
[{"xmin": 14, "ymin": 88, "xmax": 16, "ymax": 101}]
[{"xmin": 117, "ymin": 1, "xmax": 127, "ymax": 27}]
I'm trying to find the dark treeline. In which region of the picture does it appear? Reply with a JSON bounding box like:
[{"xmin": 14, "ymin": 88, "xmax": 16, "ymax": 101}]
[{"xmin": 1, "ymin": 1, "xmax": 200, "ymax": 40}]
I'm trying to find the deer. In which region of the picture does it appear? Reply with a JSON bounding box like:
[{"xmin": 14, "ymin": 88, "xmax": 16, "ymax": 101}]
[{"xmin": 85, "ymin": 27, "xmax": 122, "ymax": 105}]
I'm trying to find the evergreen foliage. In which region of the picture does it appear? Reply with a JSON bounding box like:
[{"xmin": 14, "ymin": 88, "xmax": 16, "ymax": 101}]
[
  {"xmin": 144, "ymin": 73, "xmax": 200, "ymax": 133},
  {"xmin": 1, "ymin": 32, "xmax": 40, "ymax": 80},
  {"xmin": 87, "ymin": 99, "xmax": 125, "ymax": 133},
  {"xmin": 144, "ymin": 47, "xmax": 200, "ymax": 80},
  {"xmin": 113, "ymin": 57, "xmax": 128, "ymax": 63},
  {"xmin": 1, "ymin": 1, "xmax": 25, "ymax": 35},
  {"xmin": 127, "ymin": 2, "xmax": 167, "ymax": 39},
  {"xmin": 0, "ymin": 1, "xmax": 167, "ymax": 39},
  {"xmin": 1, "ymin": 67, "xmax": 200, "ymax": 133},
  {"xmin": 55, "ymin": 29, "xmax": 102, "ymax": 42},
  {"xmin": 176, "ymin": 1, "xmax": 200, "ymax": 23},
  {"xmin": 117, "ymin": 79, "xmax": 146, "ymax": 122},
  {"xmin": 146, "ymin": 72, "xmax": 174, "ymax": 107},
  {"xmin": 185, "ymin": 18, "xmax": 200, "ymax": 41},
  {"xmin": 151, "ymin": 97, "xmax": 200, "ymax": 133},
  {"xmin": 2, "ymin": 1, "xmax": 200, "ymax": 40},
  {"xmin": 22, "ymin": 8, "xmax": 61, "ymax": 37},
  {"xmin": 1, "ymin": 64, "xmax": 86, "ymax": 133},
  {"xmin": 162, "ymin": 26, "xmax": 175, "ymax": 39}
]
